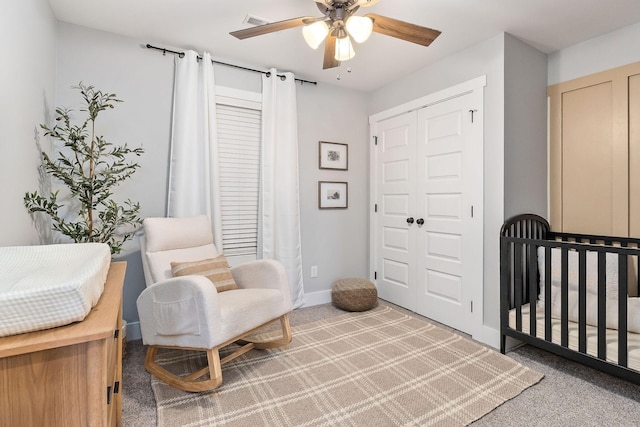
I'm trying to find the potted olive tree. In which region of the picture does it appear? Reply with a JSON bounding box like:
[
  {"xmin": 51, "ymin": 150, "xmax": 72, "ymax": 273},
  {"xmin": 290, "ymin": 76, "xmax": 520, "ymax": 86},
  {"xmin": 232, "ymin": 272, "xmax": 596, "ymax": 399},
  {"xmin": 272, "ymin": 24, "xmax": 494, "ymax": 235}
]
[{"xmin": 24, "ymin": 83, "xmax": 144, "ymax": 255}]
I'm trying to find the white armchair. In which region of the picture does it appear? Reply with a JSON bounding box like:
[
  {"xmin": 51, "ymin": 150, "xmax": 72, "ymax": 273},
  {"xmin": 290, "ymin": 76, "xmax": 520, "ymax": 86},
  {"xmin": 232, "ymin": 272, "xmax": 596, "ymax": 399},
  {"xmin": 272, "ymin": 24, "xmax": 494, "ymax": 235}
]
[{"xmin": 136, "ymin": 215, "xmax": 292, "ymax": 392}]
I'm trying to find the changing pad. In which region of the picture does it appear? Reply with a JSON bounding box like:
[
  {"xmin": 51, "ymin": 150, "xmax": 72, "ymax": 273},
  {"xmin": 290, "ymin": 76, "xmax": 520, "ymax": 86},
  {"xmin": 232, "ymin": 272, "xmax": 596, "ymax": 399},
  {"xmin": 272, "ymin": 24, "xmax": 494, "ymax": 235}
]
[{"xmin": 0, "ymin": 243, "xmax": 111, "ymax": 337}]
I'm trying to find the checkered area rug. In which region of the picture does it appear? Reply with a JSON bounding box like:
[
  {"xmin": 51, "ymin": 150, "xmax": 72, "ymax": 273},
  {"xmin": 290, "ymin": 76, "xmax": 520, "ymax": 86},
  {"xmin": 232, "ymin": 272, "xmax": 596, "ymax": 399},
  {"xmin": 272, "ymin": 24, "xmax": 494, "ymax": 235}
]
[{"xmin": 152, "ymin": 306, "xmax": 543, "ymax": 426}]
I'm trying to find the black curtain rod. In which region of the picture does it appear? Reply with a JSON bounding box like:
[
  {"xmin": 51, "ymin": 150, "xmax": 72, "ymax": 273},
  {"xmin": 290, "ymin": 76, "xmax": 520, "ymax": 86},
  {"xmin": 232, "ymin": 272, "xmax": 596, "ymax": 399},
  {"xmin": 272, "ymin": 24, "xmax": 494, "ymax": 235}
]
[{"xmin": 146, "ymin": 44, "xmax": 317, "ymax": 86}]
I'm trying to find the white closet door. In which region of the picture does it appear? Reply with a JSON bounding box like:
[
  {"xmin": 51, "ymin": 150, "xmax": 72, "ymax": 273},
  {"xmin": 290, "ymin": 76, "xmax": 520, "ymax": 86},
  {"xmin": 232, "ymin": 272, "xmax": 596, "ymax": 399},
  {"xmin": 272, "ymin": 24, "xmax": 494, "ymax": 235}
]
[
  {"xmin": 372, "ymin": 85, "xmax": 483, "ymax": 336},
  {"xmin": 374, "ymin": 111, "xmax": 418, "ymax": 310},
  {"xmin": 414, "ymin": 91, "xmax": 483, "ymax": 333}
]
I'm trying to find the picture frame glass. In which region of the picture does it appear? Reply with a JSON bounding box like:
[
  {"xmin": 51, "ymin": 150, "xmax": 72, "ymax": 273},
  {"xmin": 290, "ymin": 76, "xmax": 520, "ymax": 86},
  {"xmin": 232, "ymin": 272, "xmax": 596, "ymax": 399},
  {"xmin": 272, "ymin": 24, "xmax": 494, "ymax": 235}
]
[
  {"xmin": 319, "ymin": 181, "xmax": 348, "ymax": 209},
  {"xmin": 319, "ymin": 142, "xmax": 348, "ymax": 170}
]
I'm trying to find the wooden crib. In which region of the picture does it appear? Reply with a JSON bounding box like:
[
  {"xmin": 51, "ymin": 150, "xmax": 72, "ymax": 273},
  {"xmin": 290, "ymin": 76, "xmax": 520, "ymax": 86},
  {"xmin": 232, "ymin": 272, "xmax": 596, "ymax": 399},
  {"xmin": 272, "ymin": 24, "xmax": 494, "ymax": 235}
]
[{"xmin": 500, "ymin": 213, "xmax": 640, "ymax": 385}]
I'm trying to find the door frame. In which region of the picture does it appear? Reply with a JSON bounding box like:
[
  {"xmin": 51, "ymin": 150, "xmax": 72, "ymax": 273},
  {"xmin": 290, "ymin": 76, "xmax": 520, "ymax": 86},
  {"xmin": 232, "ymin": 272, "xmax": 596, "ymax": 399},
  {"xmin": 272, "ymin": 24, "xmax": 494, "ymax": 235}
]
[{"xmin": 369, "ymin": 75, "xmax": 486, "ymax": 339}]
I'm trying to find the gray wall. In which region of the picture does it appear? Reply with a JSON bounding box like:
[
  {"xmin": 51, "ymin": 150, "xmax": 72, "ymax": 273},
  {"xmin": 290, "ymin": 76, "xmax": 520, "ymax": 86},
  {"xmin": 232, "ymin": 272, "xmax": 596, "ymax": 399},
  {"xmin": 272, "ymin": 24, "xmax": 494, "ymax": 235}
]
[
  {"xmin": 1, "ymin": 0, "xmax": 57, "ymax": 246},
  {"xmin": 55, "ymin": 23, "xmax": 369, "ymax": 326},
  {"xmin": 504, "ymin": 34, "xmax": 548, "ymax": 219},
  {"xmin": 548, "ymin": 22, "xmax": 640, "ymax": 86}
]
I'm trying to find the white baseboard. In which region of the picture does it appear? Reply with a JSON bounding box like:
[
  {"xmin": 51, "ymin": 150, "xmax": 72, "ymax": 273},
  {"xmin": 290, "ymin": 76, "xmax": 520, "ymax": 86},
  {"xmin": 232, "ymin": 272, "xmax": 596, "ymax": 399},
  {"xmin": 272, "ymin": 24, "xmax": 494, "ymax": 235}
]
[
  {"xmin": 301, "ymin": 290, "xmax": 332, "ymax": 307},
  {"xmin": 473, "ymin": 325, "xmax": 523, "ymax": 352},
  {"xmin": 473, "ymin": 325, "xmax": 501, "ymax": 350},
  {"xmin": 125, "ymin": 320, "xmax": 142, "ymax": 341}
]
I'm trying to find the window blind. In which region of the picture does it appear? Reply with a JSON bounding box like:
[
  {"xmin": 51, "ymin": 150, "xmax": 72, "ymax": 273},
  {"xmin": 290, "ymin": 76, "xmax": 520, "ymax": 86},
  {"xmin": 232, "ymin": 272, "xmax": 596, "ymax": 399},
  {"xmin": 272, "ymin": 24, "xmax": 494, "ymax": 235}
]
[{"xmin": 216, "ymin": 102, "xmax": 261, "ymax": 256}]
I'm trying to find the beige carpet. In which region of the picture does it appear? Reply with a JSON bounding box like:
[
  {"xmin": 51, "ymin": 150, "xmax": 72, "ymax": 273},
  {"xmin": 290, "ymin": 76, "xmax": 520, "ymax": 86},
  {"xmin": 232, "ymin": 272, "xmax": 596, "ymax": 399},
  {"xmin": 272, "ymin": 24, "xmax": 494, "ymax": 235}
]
[{"xmin": 151, "ymin": 306, "xmax": 543, "ymax": 426}]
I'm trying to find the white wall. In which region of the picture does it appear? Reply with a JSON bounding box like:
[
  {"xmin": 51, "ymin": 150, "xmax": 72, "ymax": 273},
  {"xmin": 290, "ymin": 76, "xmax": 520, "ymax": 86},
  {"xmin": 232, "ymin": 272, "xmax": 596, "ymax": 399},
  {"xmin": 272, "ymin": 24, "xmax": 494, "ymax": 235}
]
[
  {"xmin": 56, "ymin": 23, "xmax": 369, "ymax": 325},
  {"xmin": 1, "ymin": 0, "xmax": 57, "ymax": 246},
  {"xmin": 548, "ymin": 22, "xmax": 640, "ymax": 85}
]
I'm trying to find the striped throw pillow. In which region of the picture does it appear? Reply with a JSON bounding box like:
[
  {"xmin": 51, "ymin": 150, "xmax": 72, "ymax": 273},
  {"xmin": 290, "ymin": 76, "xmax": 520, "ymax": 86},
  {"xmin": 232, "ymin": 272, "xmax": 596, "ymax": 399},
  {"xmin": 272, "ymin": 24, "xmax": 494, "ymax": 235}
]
[{"xmin": 171, "ymin": 255, "xmax": 239, "ymax": 292}]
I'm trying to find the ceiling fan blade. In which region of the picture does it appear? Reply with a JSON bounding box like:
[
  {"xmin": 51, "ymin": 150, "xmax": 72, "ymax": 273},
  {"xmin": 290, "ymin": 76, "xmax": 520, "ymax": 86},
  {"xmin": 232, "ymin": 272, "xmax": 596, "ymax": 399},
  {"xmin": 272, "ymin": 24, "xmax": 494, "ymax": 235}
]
[
  {"xmin": 323, "ymin": 34, "xmax": 340, "ymax": 69},
  {"xmin": 230, "ymin": 17, "xmax": 313, "ymax": 40},
  {"xmin": 366, "ymin": 13, "xmax": 441, "ymax": 47},
  {"xmin": 314, "ymin": 0, "xmax": 380, "ymax": 8},
  {"xmin": 353, "ymin": 0, "xmax": 381, "ymax": 7}
]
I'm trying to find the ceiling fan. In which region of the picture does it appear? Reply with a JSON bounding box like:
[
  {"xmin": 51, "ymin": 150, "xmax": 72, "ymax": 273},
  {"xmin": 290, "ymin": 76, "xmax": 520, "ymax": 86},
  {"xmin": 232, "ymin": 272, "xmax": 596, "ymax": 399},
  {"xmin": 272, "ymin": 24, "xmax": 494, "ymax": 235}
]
[{"xmin": 230, "ymin": 0, "xmax": 441, "ymax": 70}]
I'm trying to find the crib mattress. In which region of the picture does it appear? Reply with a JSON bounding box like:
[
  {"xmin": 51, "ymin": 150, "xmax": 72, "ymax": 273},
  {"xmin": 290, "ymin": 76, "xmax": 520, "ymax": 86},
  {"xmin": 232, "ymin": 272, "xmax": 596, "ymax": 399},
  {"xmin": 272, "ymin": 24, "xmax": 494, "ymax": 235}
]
[
  {"xmin": 509, "ymin": 305, "xmax": 640, "ymax": 372},
  {"xmin": 0, "ymin": 243, "xmax": 111, "ymax": 337}
]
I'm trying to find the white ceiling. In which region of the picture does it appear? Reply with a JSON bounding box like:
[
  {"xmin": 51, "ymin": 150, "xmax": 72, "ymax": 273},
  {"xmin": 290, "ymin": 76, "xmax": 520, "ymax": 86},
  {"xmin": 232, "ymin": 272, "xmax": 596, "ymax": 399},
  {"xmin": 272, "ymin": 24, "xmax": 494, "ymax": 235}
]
[{"xmin": 48, "ymin": 0, "xmax": 640, "ymax": 92}]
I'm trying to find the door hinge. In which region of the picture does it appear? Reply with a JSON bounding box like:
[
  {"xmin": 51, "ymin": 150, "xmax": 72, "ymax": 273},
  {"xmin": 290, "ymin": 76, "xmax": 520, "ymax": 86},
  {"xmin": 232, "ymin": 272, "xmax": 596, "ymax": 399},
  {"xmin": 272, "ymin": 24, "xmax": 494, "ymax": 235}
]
[
  {"xmin": 107, "ymin": 385, "xmax": 112, "ymax": 405},
  {"xmin": 374, "ymin": 203, "xmax": 378, "ymax": 213},
  {"xmin": 471, "ymin": 205, "xmax": 474, "ymax": 218},
  {"xmin": 373, "ymin": 136, "xmax": 378, "ymax": 146},
  {"xmin": 470, "ymin": 301, "xmax": 473, "ymax": 312},
  {"xmin": 114, "ymin": 381, "xmax": 120, "ymax": 394},
  {"xmin": 114, "ymin": 329, "xmax": 119, "ymax": 339},
  {"xmin": 469, "ymin": 109, "xmax": 478, "ymax": 123},
  {"xmin": 374, "ymin": 271, "xmax": 377, "ymax": 280}
]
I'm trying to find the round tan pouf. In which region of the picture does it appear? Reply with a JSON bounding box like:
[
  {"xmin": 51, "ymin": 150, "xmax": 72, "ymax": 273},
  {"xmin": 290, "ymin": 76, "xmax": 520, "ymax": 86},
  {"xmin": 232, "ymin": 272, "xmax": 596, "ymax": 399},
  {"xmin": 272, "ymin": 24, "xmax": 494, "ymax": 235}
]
[{"xmin": 331, "ymin": 278, "xmax": 378, "ymax": 312}]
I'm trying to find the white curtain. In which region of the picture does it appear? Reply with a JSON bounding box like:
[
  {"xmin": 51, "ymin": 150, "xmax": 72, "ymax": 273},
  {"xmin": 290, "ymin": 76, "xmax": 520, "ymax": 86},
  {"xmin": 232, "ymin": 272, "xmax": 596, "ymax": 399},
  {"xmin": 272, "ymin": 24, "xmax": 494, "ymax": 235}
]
[
  {"xmin": 167, "ymin": 50, "xmax": 223, "ymax": 249},
  {"xmin": 261, "ymin": 69, "xmax": 304, "ymax": 308}
]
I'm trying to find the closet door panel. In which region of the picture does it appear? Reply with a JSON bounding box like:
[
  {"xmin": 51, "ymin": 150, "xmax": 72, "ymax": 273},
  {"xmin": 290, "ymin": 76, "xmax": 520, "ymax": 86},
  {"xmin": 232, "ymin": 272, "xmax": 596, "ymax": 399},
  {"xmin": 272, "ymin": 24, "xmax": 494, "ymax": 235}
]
[
  {"xmin": 415, "ymin": 93, "xmax": 479, "ymax": 334},
  {"xmin": 549, "ymin": 62, "xmax": 640, "ymax": 236},
  {"xmin": 375, "ymin": 112, "xmax": 418, "ymax": 310},
  {"xmin": 629, "ymin": 73, "xmax": 640, "ymax": 238},
  {"xmin": 561, "ymin": 82, "xmax": 617, "ymax": 235}
]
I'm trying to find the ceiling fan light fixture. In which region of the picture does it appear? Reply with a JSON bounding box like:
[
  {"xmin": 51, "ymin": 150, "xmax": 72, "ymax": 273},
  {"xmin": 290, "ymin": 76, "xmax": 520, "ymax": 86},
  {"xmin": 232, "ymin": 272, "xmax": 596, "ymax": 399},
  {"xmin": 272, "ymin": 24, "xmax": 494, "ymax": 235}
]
[
  {"xmin": 345, "ymin": 15, "xmax": 373, "ymax": 43},
  {"xmin": 334, "ymin": 34, "xmax": 355, "ymax": 61},
  {"xmin": 302, "ymin": 20, "xmax": 329, "ymax": 49}
]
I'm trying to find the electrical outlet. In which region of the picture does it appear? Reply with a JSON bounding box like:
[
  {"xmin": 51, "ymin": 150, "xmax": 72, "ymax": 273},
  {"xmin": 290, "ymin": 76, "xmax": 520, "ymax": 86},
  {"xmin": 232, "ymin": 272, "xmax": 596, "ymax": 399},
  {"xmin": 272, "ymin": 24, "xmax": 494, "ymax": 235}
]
[{"xmin": 310, "ymin": 265, "xmax": 318, "ymax": 278}]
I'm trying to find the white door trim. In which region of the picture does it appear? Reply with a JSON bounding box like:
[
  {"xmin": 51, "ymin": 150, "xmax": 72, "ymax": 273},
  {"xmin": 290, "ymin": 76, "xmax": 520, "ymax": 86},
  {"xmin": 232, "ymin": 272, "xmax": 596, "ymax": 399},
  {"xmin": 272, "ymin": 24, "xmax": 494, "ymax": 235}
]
[{"xmin": 369, "ymin": 76, "xmax": 487, "ymax": 124}]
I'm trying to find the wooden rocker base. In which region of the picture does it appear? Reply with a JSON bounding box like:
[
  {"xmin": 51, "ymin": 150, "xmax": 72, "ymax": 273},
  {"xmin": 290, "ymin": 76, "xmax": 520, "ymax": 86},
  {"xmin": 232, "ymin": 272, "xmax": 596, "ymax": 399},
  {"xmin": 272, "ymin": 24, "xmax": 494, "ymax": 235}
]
[{"xmin": 144, "ymin": 314, "xmax": 292, "ymax": 392}]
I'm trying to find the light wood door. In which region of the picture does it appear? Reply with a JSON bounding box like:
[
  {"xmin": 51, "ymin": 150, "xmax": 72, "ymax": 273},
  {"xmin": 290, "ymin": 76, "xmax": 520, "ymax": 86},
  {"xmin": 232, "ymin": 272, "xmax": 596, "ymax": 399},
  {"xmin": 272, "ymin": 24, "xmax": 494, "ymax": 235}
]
[
  {"xmin": 375, "ymin": 111, "xmax": 418, "ymax": 310},
  {"xmin": 629, "ymin": 72, "xmax": 640, "ymax": 237},
  {"xmin": 414, "ymin": 92, "xmax": 483, "ymax": 333},
  {"xmin": 561, "ymin": 82, "xmax": 622, "ymax": 235},
  {"xmin": 549, "ymin": 62, "xmax": 640, "ymax": 236}
]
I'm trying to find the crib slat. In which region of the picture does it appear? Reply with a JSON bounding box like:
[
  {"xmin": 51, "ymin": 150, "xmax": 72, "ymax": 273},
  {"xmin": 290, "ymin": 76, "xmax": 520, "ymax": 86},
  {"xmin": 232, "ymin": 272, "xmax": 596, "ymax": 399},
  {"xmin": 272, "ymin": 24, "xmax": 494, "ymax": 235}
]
[
  {"xmin": 499, "ymin": 235, "xmax": 510, "ymax": 354},
  {"xmin": 529, "ymin": 243, "xmax": 537, "ymax": 337},
  {"xmin": 561, "ymin": 247, "xmax": 569, "ymax": 347},
  {"xmin": 578, "ymin": 249, "xmax": 587, "ymax": 353},
  {"xmin": 619, "ymin": 254, "xmax": 628, "ymax": 368},
  {"xmin": 544, "ymin": 246, "xmax": 552, "ymax": 342},
  {"xmin": 514, "ymin": 243, "xmax": 523, "ymax": 331},
  {"xmin": 597, "ymin": 251, "xmax": 606, "ymax": 360}
]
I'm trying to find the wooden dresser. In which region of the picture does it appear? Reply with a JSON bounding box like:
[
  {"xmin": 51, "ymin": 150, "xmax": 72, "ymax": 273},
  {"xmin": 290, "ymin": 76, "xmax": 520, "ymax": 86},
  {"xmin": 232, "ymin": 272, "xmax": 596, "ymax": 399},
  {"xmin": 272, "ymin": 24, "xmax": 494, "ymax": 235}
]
[{"xmin": 0, "ymin": 262, "xmax": 126, "ymax": 427}]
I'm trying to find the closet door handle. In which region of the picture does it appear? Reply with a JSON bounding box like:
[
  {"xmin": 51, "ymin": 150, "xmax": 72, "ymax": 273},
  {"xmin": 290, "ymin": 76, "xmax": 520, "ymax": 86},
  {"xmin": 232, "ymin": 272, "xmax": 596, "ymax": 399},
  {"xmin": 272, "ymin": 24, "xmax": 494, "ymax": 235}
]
[
  {"xmin": 416, "ymin": 218, "xmax": 424, "ymax": 225},
  {"xmin": 406, "ymin": 217, "xmax": 414, "ymax": 224}
]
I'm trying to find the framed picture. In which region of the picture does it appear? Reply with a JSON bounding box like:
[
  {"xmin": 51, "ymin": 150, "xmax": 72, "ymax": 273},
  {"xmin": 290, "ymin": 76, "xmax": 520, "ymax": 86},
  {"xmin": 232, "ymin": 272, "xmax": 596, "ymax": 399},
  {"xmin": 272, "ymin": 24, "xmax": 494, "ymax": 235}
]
[
  {"xmin": 319, "ymin": 141, "xmax": 348, "ymax": 170},
  {"xmin": 318, "ymin": 181, "xmax": 348, "ymax": 209}
]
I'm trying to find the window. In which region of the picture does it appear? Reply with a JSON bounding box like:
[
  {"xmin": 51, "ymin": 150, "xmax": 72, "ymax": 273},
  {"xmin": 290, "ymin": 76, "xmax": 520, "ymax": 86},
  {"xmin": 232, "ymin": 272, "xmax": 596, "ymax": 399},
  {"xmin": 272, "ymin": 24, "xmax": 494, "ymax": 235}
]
[{"xmin": 216, "ymin": 88, "xmax": 262, "ymax": 263}]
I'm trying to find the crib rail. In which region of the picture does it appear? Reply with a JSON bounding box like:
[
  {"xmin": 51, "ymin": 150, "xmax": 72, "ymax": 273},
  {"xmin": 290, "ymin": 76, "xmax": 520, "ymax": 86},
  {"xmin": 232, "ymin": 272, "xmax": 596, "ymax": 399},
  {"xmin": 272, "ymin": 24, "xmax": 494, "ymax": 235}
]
[{"xmin": 499, "ymin": 214, "xmax": 640, "ymax": 385}]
